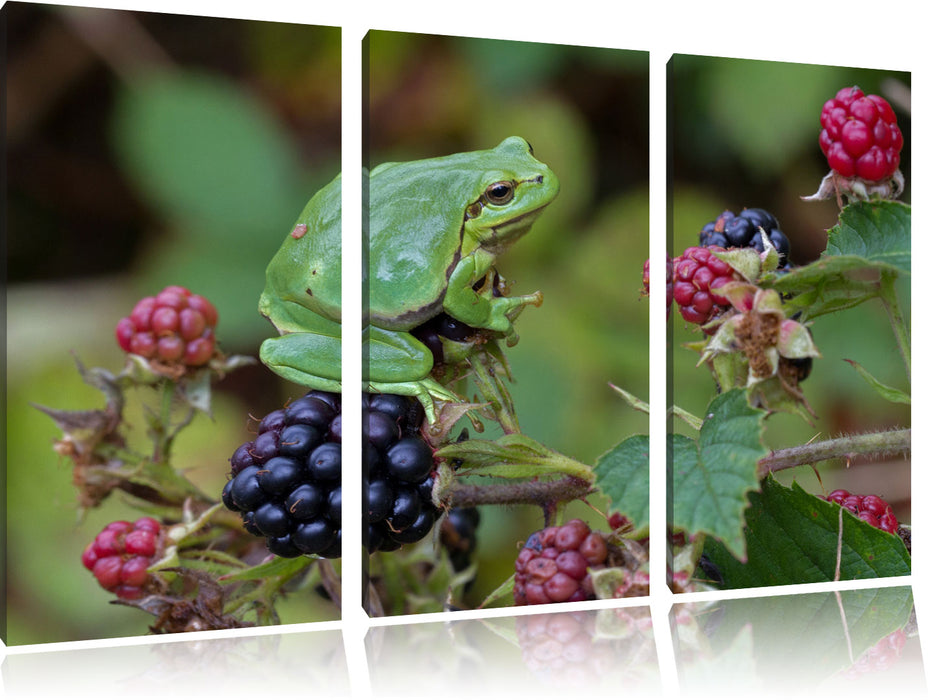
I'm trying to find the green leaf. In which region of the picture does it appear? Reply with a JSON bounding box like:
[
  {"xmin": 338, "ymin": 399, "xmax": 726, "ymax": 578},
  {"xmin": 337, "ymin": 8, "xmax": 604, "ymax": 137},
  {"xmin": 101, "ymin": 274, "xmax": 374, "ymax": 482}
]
[
  {"xmin": 844, "ymin": 359, "xmax": 910, "ymax": 404},
  {"xmin": 762, "ymin": 201, "xmax": 910, "ymax": 320},
  {"xmin": 219, "ymin": 553, "xmax": 313, "ymax": 582},
  {"xmin": 763, "ymin": 258, "xmax": 882, "ymax": 320},
  {"xmin": 608, "ymin": 383, "xmax": 649, "ymax": 415},
  {"xmin": 435, "ymin": 433, "xmax": 593, "ymax": 481},
  {"xmin": 593, "ymin": 435, "xmax": 649, "ymax": 532},
  {"xmin": 478, "ymin": 573, "xmax": 516, "ymax": 609},
  {"xmin": 702, "ymin": 478, "xmax": 911, "ymax": 588},
  {"xmin": 825, "ymin": 200, "xmax": 911, "ymax": 274},
  {"xmin": 669, "ymin": 389, "xmax": 767, "ymax": 559}
]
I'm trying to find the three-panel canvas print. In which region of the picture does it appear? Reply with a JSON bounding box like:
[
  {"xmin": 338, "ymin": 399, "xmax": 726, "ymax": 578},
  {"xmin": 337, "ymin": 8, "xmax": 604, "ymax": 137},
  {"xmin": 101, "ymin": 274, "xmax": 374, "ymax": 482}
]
[{"xmin": 2, "ymin": 1, "xmax": 920, "ymax": 695}]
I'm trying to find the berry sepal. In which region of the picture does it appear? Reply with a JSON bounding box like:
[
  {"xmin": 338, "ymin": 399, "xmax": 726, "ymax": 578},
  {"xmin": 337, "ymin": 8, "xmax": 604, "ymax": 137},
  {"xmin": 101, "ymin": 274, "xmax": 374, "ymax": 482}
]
[
  {"xmin": 699, "ymin": 286, "xmax": 820, "ymax": 416},
  {"xmin": 803, "ymin": 168, "xmax": 905, "ymax": 205}
]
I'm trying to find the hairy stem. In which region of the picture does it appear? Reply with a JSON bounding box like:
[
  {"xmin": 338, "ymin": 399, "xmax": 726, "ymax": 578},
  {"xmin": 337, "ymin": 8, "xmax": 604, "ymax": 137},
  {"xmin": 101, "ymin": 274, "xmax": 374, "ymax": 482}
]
[
  {"xmin": 447, "ymin": 476, "xmax": 593, "ymax": 509},
  {"xmin": 757, "ymin": 427, "xmax": 910, "ymax": 477}
]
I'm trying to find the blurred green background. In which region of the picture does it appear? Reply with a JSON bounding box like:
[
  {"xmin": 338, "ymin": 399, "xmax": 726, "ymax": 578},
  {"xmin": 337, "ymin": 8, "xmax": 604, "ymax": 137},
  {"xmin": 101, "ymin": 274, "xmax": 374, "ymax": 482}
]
[
  {"xmin": 5, "ymin": 4, "xmax": 340, "ymax": 644},
  {"xmin": 668, "ymin": 56, "xmax": 911, "ymax": 521},
  {"xmin": 365, "ymin": 31, "xmax": 650, "ymax": 609}
]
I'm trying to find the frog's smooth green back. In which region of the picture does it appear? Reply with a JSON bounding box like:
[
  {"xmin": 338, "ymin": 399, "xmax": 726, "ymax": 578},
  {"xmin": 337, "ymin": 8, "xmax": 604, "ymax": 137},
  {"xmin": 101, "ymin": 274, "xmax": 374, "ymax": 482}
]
[{"xmin": 262, "ymin": 172, "xmax": 343, "ymax": 325}]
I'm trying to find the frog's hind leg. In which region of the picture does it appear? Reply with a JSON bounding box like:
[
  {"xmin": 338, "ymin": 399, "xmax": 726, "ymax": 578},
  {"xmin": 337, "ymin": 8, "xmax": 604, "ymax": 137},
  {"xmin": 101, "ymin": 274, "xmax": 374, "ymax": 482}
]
[
  {"xmin": 259, "ymin": 332, "xmax": 342, "ymax": 393},
  {"xmin": 364, "ymin": 326, "xmax": 463, "ymax": 424}
]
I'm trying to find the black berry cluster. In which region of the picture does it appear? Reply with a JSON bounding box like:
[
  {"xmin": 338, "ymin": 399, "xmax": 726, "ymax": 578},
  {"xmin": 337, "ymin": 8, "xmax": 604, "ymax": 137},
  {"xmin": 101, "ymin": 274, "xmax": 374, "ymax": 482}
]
[
  {"xmin": 365, "ymin": 393, "xmax": 440, "ymax": 553},
  {"xmin": 440, "ymin": 507, "xmax": 481, "ymax": 572},
  {"xmin": 699, "ymin": 208, "xmax": 792, "ymax": 269},
  {"xmin": 222, "ymin": 391, "xmax": 342, "ymax": 559}
]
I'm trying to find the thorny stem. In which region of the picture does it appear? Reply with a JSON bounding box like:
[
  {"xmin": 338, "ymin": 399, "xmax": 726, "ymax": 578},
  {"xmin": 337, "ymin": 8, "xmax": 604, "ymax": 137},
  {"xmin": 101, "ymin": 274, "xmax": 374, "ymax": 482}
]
[
  {"xmin": 447, "ymin": 475, "xmax": 593, "ymax": 509},
  {"xmin": 757, "ymin": 427, "xmax": 910, "ymax": 477},
  {"xmin": 879, "ymin": 270, "xmax": 911, "ymax": 384}
]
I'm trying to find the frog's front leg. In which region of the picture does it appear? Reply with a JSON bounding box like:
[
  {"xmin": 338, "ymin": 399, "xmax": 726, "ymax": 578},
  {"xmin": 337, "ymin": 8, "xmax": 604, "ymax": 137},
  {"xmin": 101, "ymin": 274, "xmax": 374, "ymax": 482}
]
[
  {"xmin": 259, "ymin": 328, "xmax": 343, "ymax": 394},
  {"xmin": 444, "ymin": 250, "xmax": 542, "ymax": 343},
  {"xmin": 364, "ymin": 325, "xmax": 462, "ymax": 423}
]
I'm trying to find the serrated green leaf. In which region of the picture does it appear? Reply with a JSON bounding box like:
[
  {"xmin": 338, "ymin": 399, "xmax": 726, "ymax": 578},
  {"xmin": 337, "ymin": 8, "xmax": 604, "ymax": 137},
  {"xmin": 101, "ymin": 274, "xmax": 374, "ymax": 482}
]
[
  {"xmin": 670, "ymin": 389, "xmax": 766, "ymax": 559},
  {"xmin": 763, "ymin": 258, "xmax": 882, "ymax": 319},
  {"xmin": 825, "ymin": 200, "xmax": 910, "ymax": 274},
  {"xmin": 702, "ymin": 478, "xmax": 911, "ymax": 588},
  {"xmin": 844, "ymin": 359, "xmax": 910, "ymax": 404},
  {"xmin": 593, "ymin": 435, "xmax": 649, "ymax": 532},
  {"xmin": 762, "ymin": 201, "xmax": 910, "ymax": 321}
]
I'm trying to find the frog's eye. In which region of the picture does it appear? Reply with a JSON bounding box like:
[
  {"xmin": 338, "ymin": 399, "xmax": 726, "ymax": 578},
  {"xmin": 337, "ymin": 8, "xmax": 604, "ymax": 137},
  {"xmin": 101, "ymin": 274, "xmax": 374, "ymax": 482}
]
[{"xmin": 484, "ymin": 181, "xmax": 515, "ymax": 206}]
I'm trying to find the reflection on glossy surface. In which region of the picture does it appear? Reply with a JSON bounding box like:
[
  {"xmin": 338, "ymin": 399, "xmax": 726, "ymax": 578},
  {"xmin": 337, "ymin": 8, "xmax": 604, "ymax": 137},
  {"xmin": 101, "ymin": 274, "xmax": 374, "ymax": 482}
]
[
  {"xmin": 0, "ymin": 629, "xmax": 349, "ymax": 699},
  {"xmin": 366, "ymin": 606, "xmax": 660, "ymax": 696},
  {"xmin": 672, "ymin": 585, "xmax": 925, "ymax": 696}
]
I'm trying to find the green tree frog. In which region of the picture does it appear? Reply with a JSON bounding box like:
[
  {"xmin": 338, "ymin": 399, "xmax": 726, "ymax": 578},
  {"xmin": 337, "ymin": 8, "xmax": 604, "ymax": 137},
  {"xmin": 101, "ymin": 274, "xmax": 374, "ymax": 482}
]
[{"xmin": 259, "ymin": 136, "xmax": 559, "ymax": 422}]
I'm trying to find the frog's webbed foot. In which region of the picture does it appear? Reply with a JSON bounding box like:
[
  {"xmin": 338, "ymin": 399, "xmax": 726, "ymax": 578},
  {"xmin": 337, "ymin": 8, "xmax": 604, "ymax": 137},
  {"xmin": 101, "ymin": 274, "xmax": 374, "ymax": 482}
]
[
  {"xmin": 497, "ymin": 290, "xmax": 543, "ymax": 346},
  {"xmin": 365, "ymin": 377, "xmax": 463, "ymax": 426}
]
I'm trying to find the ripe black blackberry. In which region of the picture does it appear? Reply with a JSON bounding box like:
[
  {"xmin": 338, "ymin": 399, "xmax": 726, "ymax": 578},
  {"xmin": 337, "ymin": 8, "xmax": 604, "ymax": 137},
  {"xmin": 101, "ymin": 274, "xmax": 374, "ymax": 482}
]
[
  {"xmin": 440, "ymin": 507, "xmax": 481, "ymax": 572},
  {"xmin": 699, "ymin": 208, "xmax": 792, "ymax": 268},
  {"xmin": 222, "ymin": 390, "xmax": 343, "ymax": 559},
  {"xmin": 365, "ymin": 393, "xmax": 441, "ymax": 553}
]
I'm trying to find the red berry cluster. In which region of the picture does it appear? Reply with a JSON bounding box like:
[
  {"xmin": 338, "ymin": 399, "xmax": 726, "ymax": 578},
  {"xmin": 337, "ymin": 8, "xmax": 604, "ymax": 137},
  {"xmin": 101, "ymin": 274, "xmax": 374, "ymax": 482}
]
[
  {"xmin": 115, "ymin": 286, "xmax": 218, "ymax": 367},
  {"xmin": 825, "ymin": 489, "xmax": 899, "ymax": 534},
  {"xmin": 514, "ymin": 519, "xmax": 609, "ymax": 605},
  {"xmin": 672, "ymin": 246, "xmax": 740, "ymax": 327},
  {"xmin": 641, "ymin": 257, "xmax": 673, "ymax": 319},
  {"xmin": 820, "ymin": 86, "xmax": 903, "ymax": 183},
  {"xmin": 81, "ymin": 517, "xmax": 163, "ymax": 599}
]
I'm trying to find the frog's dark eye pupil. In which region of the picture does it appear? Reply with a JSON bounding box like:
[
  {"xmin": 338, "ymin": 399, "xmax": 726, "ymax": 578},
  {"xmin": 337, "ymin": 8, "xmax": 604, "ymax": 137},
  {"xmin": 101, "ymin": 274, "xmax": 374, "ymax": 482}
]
[{"xmin": 485, "ymin": 181, "xmax": 514, "ymax": 205}]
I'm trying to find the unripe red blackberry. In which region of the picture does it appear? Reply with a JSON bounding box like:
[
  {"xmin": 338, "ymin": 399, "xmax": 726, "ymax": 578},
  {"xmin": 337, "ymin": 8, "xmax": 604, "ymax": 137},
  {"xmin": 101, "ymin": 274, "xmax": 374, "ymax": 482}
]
[
  {"xmin": 513, "ymin": 519, "xmax": 610, "ymax": 605},
  {"xmin": 82, "ymin": 517, "xmax": 164, "ymax": 599},
  {"xmin": 820, "ymin": 86, "xmax": 903, "ymax": 183},
  {"xmin": 671, "ymin": 246, "xmax": 741, "ymax": 328},
  {"xmin": 116, "ymin": 285, "xmax": 219, "ymax": 367},
  {"xmin": 824, "ymin": 488, "xmax": 900, "ymax": 534},
  {"xmin": 641, "ymin": 257, "xmax": 673, "ymax": 319}
]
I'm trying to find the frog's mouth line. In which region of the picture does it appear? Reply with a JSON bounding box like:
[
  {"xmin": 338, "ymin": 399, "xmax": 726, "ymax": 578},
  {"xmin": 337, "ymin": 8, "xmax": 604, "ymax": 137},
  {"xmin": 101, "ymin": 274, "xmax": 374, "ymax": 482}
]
[{"xmin": 483, "ymin": 203, "xmax": 551, "ymax": 252}]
